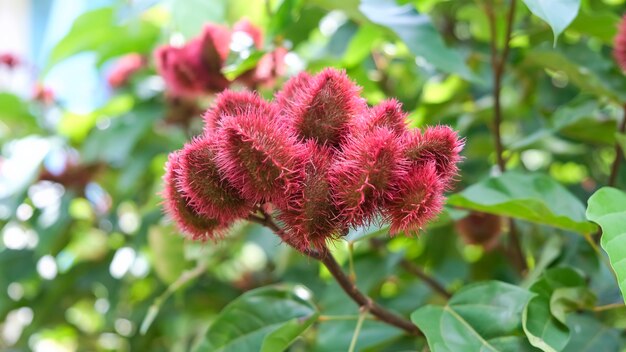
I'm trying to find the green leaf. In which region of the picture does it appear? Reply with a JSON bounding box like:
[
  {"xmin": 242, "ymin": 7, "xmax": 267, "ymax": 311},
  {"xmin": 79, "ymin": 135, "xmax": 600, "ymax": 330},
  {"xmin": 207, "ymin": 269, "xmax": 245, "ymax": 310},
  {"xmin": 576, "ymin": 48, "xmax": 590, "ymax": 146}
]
[
  {"xmin": 58, "ymin": 94, "xmax": 134, "ymax": 143},
  {"xmin": 359, "ymin": 0, "xmax": 478, "ymax": 82},
  {"xmin": 47, "ymin": 8, "xmax": 115, "ymax": 69},
  {"xmin": 82, "ymin": 104, "xmax": 158, "ymax": 165},
  {"xmin": 310, "ymin": 0, "xmax": 366, "ymax": 23},
  {"xmin": 522, "ymin": 268, "xmax": 590, "ymax": 352},
  {"xmin": 447, "ymin": 172, "xmax": 597, "ymax": 234},
  {"xmin": 568, "ymin": 10, "xmax": 620, "ymax": 44},
  {"xmin": 221, "ymin": 51, "xmax": 266, "ymax": 81},
  {"xmin": 148, "ymin": 226, "xmax": 190, "ymax": 285},
  {"xmin": 523, "ymin": 236, "xmax": 563, "ymax": 288},
  {"xmin": 195, "ymin": 285, "xmax": 319, "ymax": 352},
  {"xmin": 46, "ymin": 7, "xmax": 159, "ymax": 70},
  {"xmin": 549, "ymin": 287, "xmax": 595, "ymax": 324},
  {"xmin": 521, "ymin": 0, "xmax": 581, "ymax": 43},
  {"xmin": 563, "ymin": 314, "xmax": 622, "ymax": 352},
  {"xmin": 412, "ymin": 281, "xmax": 534, "ymax": 352},
  {"xmin": 586, "ymin": 187, "xmax": 626, "ymax": 304},
  {"xmin": 169, "ymin": 0, "xmax": 227, "ymax": 37},
  {"xmin": 526, "ymin": 44, "xmax": 626, "ymax": 103},
  {"xmin": 342, "ymin": 24, "xmax": 382, "ymax": 67},
  {"xmin": 0, "ymin": 93, "xmax": 37, "ymax": 139}
]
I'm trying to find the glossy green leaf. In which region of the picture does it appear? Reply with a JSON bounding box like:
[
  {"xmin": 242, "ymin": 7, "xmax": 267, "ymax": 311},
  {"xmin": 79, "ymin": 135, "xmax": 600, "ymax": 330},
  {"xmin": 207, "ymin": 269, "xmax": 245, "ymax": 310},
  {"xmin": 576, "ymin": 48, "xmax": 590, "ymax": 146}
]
[
  {"xmin": 448, "ymin": 172, "xmax": 597, "ymax": 234},
  {"xmin": 222, "ymin": 51, "xmax": 266, "ymax": 81},
  {"xmin": 523, "ymin": 236, "xmax": 563, "ymax": 288},
  {"xmin": 47, "ymin": 7, "xmax": 159, "ymax": 70},
  {"xmin": 586, "ymin": 187, "xmax": 626, "ymax": 304},
  {"xmin": 359, "ymin": 0, "xmax": 478, "ymax": 82},
  {"xmin": 509, "ymin": 97, "xmax": 614, "ymax": 150},
  {"xmin": 526, "ymin": 44, "xmax": 626, "ymax": 103},
  {"xmin": 342, "ymin": 24, "xmax": 381, "ymax": 67},
  {"xmin": 47, "ymin": 8, "xmax": 115, "ymax": 69},
  {"xmin": 521, "ymin": 0, "xmax": 581, "ymax": 43},
  {"xmin": 522, "ymin": 268, "xmax": 589, "ymax": 352},
  {"xmin": 412, "ymin": 281, "xmax": 534, "ymax": 352},
  {"xmin": 568, "ymin": 11, "xmax": 620, "ymax": 44},
  {"xmin": 562, "ymin": 314, "xmax": 622, "ymax": 352},
  {"xmin": 549, "ymin": 287, "xmax": 595, "ymax": 325},
  {"xmin": 169, "ymin": 0, "xmax": 227, "ymax": 37},
  {"xmin": 194, "ymin": 285, "xmax": 318, "ymax": 352}
]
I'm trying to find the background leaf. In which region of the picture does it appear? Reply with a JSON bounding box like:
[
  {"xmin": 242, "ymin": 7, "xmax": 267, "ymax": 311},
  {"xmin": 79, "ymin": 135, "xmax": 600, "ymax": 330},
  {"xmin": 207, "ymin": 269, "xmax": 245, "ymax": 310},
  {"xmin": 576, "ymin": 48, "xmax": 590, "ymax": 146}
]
[
  {"xmin": 195, "ymin": 285, "xmax": 319, "ymax": 352},
  {"xmin": 521, "ymin": 0, "xmax": 581, "ymax": 43},
  {"xmin": 412, "ymin": 281, "xmax": 534, "ymax": 352},
  {"xmin": 522, "ymin": 268, "xmax": 591, "ymax": 352},
  {"xmin": 359, "ymin": 0, "xmax": 478, "ymax": 82},
  {"xmin": 447, "ymin": 172, "xmax": 597, "ymax": 234},
  {"xmin": 586, "ymin": 187, "xmax": 626, "ymax": 304}
]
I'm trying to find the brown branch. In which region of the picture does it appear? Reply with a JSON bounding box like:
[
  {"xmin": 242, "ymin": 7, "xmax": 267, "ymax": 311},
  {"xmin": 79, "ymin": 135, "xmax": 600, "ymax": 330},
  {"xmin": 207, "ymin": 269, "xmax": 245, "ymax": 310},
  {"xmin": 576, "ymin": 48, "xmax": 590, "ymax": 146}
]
[
  {"xmin": 485, "ymin": 0, "xmax": 516, "ymax": 172},
  {"xmin": 608, "ymin": 103, "xmax": 626, "ymax": 187},
  {"xmin": 320, "ymin": 251, "xmax": 421, "ymax": 335},
  {"xmin": 484, "ymin": 0, "xmax": 527, "ymax": 274},
  {"xmin": 248, "ymin": 211, "xmax": 421, "ymax": 336},
  {"xmin": 369, "ymin": 238, "xmax": 451, "ymax": 299}
]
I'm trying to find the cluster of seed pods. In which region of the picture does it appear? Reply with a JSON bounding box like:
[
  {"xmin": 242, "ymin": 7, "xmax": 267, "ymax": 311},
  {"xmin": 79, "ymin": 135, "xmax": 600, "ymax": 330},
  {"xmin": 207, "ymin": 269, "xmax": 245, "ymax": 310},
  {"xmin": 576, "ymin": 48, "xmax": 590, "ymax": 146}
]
[
  {"xmin": 155, "ymin": 20, "xmax": 286, "ymax": 97},
  {"xmin": 162, "ymin": 68, "xmax": 463, "ymax": 252}
]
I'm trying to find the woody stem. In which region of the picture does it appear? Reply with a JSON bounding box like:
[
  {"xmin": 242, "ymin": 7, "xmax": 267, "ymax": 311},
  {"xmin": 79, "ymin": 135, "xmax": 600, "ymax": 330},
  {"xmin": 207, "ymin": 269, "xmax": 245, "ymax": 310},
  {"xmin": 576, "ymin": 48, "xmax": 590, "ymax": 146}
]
[{"xmin": 247, "ymin": 212, "xmax": 421, "ymax": 336}]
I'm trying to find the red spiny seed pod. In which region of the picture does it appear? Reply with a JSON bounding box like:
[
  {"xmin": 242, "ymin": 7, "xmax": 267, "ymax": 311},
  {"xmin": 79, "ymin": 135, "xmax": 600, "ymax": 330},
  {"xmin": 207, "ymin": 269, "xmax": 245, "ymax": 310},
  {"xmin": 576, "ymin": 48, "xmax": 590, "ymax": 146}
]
[
  {"xmin": 203, "ymin": 90, "xmax": 270, "ymax": 132},
  {"xmin": 455, "ymin": 212, "xmax": 502, "ymax": 251},
  {"xmin": 384, "ymin": 161, "xmax": 445, "ymax": 235},
  {"xmin": 274, "ymin": 71, "xmax": 314, "ymax": 116},
  {"xmin": 178, "ymin": 136, "xmax": 252, "ymax": 223},
  {"xmin": 107, "ymin": 53, "xmax": 145, "ymax": 88},
  {"xmin": 279, "ymin": 142, "xmax": 345, "ymax": 251},
  {"xmin": 155, "ymin": 45, "xmax": 204, "ymax": 96},
  {"xmin": 0, "ymin": 53, "xmax": 20, "ymax": 69},
  {"xmin": 197, "ymin": 23, "xmax": 232, "ymax": 73},
  {"xmin": 155, "ymin": 24, "xmax": 231, "ymax": 97},
  {"xmin": 354, "ymin": 99, "xmax": 408, "ymax": 135},
  {"xmin": 162, "ymin": 152, "xmax": 222, "ymax": 240},
  {"xmin": 404, "ymin": 126, "xmax": 464, "ymax": 188},
  {"xmin": 614, "ymin": 15, "xmax": 626, "ymax": 72},
  {"xmin": 279, "ymin": 68, "xmax": 366, "ymax": 147},
  {"xmin": 215, "ymin": 102, "xmax": 304, "ymax": 204},
  {"xmin": 330, "ymin": 127, "xmax": 408, "ymax": 227}
]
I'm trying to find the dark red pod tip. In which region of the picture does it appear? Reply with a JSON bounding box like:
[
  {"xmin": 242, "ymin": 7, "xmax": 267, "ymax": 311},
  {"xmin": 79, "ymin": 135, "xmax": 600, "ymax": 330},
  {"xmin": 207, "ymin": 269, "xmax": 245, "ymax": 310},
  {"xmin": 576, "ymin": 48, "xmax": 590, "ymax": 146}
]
[
  {"xmin": 279, "ymin": 68, "xmax": 366, "ymax": 147},
  {"xmin": 161, "ymin": 151, "xmax": 223, "ymax": 241},
  {"xmin": 404, "ymin": 126, "xmax": 464, "ymax": 188},
  {"xmin": 203, "ymin": 90, "xmax": 271, "ymax": 132},
  {"xmin": 385, "ymin": 161, "xmax": 445, "ymax": 235},
  {"xmin": 178, "ymin": 136, "xmax": 252, "ymax": 223},
  {"xmin": 215, "ymin": 101, "xmax": 304, "ymax": 204},
  {"xmin": 354, "ymin": 98, "xmax": 408, "ymax": 135},
  {"xmin": 614, "ymin": 15, "xmax": 626, "ymax": 72},
  {"xmin": 197, "ymin": 23, "xmax": 232, "ymax": 72}
]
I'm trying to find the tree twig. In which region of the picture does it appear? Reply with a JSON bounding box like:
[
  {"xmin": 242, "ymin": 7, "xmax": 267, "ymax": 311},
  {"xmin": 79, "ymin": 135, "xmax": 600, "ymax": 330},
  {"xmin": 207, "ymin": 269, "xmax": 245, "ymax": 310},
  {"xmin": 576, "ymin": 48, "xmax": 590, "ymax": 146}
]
[
  {"xmin": 247, "ymin": 212, "xmax": 421, "ymax": 336},
  {"xmin": 369, "ymin": 238, "xmax": 451, "ymax": 299},
  {"xmin": 484, "ymin": 0, "xmax": 527, "ymax": 274},
  {"xmin": 608, "ymin": 103, "xmax": 626, "ymax": 187}
]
